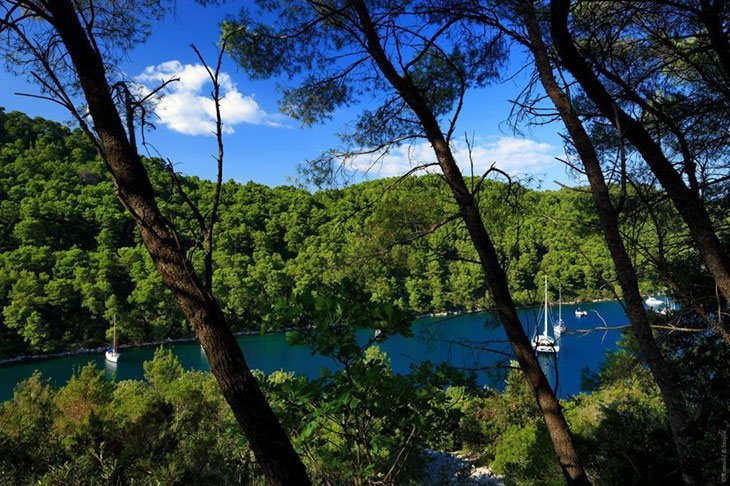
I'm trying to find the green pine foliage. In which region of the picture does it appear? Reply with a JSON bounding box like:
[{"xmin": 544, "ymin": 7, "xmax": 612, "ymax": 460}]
[{"xmin": 0, "ymin": 109, "xmax": 647, "ymax": 358}]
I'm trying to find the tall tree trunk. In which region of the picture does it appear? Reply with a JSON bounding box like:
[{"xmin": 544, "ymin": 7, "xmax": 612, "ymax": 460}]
[
  {"xmin": 519, "ymin": 2, "xmax": 703, "ymax": 482},
  {"xmin": 44, "ymin": 2, "xmax": 310, "ymax": 484},
  {"xmin": 699, "ymin": 0, "xmax": 730, "ymax": 85},
  {"xmin": 550, "ymin": 0, "xmax": 730, "ymax": 302},
  {"xmin": 351, "ymin": 1, "xmax": 589, "ymax": 483}
]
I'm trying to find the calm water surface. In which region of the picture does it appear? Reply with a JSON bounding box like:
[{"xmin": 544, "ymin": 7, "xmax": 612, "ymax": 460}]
[{"xmin": 0, "ymin": 300, "xmax": 629, "ymax": 402}]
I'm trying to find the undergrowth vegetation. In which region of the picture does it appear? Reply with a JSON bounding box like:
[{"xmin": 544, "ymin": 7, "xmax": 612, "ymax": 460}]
[{"xmin": 2, "ymin": 332, "xmax": 727, "ymax": 485}]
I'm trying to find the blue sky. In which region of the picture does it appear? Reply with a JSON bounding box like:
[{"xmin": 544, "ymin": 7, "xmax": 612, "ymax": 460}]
[{"xmin": 0, "ymin": 2, "xmax": 577, "ymax": 190}]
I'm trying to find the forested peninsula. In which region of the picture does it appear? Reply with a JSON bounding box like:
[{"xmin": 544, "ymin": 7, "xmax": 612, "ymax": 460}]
[{"xmin": 0, "ymin": 109, "xmax": 639, "ymax": 358}]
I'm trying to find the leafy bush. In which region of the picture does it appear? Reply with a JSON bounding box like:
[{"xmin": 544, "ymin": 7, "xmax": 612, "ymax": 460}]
[{"xmin": 490, "ymin": 424, "xmax": 562, "ymax": 486}]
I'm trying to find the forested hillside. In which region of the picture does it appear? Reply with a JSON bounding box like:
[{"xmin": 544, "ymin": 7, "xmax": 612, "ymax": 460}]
[
  {"xmin": 2, "ymin": 0, "xmax": 729, "ymax": 482},
  {"xmin": 1, "ymin": 109, "xmax": 650, "ymax": 357}
]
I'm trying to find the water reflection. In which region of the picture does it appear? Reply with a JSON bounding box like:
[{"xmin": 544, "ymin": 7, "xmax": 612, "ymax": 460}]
[
  {"xmin": 199, "ymin": 345, "xmax": 208, "ymax": 366},
  {"xmin": 104, "ymin": 358, "xmax": 118, "ymax": 380},
  {"xmin": 537, "ymin": 350, "xmax": 559, "ymax": 392}
]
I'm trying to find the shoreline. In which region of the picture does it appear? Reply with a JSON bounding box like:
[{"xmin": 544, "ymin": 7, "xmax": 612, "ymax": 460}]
[
  {"xmin": 0, "ymin": 296, "xmax": 617, "ymax": 366},
  {"xmin": 0, "ymin": 328, "xmax": 269, "ymax": 366}
]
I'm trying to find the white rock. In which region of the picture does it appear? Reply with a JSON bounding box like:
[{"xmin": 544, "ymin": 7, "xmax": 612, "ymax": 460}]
[{"xmin": 421, "ymin": 449, "xmax": 504, "ymax": 485}]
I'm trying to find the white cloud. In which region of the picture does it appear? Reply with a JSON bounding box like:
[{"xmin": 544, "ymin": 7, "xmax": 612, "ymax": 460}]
[
  {"xmin": 134, "ymin": 60, "xmax": 285, "ymax": 136},
  {"xmin": 347, "ymin": 136, "xmax": 560, "ymax": 179}
]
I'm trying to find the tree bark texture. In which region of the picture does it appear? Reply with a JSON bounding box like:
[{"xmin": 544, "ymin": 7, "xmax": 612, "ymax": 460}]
[
  {"xmin": 520, "ymin": 2, "xmax": 703, "ymax": 482},
  {"xmin": 699, "ymin": 0, "xmax": 730, "ymax": 85},
  {"xmin": 44, "ymin": 2, "xmax": 310, "ymax": 484},
  {"xmin": 352, "ymin": 1, "xmax": 590, "ymax": 483}
]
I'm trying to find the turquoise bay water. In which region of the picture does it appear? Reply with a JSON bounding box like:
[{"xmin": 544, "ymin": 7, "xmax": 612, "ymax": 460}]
[{"xmin": 0, "ymin": 300, "xmax": 628, "ymax": 402}]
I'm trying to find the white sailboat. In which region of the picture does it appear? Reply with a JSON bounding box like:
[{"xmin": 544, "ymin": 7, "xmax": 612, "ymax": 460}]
[
  {"xmin": 554, "ymin": 284, "xmax": 567, "ymax": 336},
  {"xmin": 532, "ymin": 276, "xmax": 559, "ymax": 353},
  {"xmin": 105, "ymin": 317, "xmax": 120, "ymax": 363}
]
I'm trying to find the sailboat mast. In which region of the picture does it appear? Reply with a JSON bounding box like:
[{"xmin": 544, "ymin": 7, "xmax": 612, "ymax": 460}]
[
  {"xmin": 543, "ymin": 275, "xmax": 548, "ymax": 336},
  {"xmin": 113, "ymin": 316, "xmax": 117, "ymax": 353},
  {"xmin": 559, "ymin": 284, "xmax": 562, "ymax": 322}
]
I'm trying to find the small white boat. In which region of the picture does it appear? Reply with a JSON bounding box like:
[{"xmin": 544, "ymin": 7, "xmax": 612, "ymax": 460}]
[
  {"xmin": 575, "ymin": 308, "xmax": 588, "ymax": 317},
  {"xmin": 645, "ymin": 296, "xmax": 663, "ymax": 307},
  {"xmin": 105, "ymin": 318, "xmax": 120, "ymax": 363},
  {"xmin": 532, "ymin": 276, "xmax": 559, "ymax": 353}
]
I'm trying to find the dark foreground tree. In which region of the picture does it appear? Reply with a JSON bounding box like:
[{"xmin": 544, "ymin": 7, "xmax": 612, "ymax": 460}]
[
  {"xmin": 488, "ymin": 1, "xmax": 707, "ymax": 482},
  {"xmin": 0, "ymin": 1, "xmax": 309, "ymax": 483},
  {"xmin": 225, "ymin": 1, "xmax": 589, "ymax": 483}
]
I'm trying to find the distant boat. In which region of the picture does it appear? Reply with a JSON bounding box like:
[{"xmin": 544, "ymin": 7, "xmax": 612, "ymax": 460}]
[
  {"xmin": 105, "ymin": 317, "xmax": 120, "ymax": 363},
  {"xmin": 532, "ymin": 276, "xmax": 559, "ymax": 353},
  {"xmin": 575, "ymin": 308, "xmax": 588, "ymax": 317},
  {"xmin": 373, "ymin": 329, "xmax": 382, "ymax": 339},
  {"xmin": 645, "ymin": 296, "xmax": 663, "ymax": 307},
  {"xmin": 554, "ymin": 284, "xmax": 566, "ymax": 336}
]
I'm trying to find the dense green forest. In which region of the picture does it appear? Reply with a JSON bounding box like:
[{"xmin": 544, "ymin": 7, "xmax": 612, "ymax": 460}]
[
  {"xmin": 0, "ymin": 109, "xmax": 650, "ymax": 358},
  {"xmin": 2, "ymin": 0, "xmax": 730, "ymax": 483}
]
